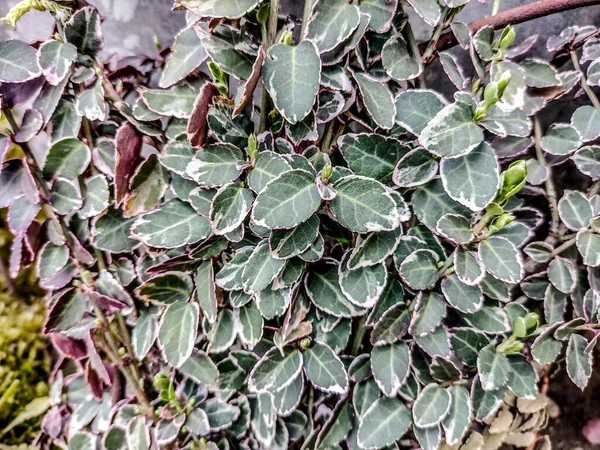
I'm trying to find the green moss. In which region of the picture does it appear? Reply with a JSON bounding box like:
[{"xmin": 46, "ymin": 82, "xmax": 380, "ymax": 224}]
[{"xmin": 0, "ymin": 228, "xmax": 50, "ymax": 445}]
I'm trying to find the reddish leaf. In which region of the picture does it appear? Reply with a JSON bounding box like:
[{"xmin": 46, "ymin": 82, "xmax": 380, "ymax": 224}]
[
  {"xmin": 583, "ymin": 418, "xmax": 600, "ymax": 444},
  {"xmin": 187, "ymin": 82, "xmax": 218, "ymax": 149},
  {"xmin": 41, "ymin": 406, "xmax": 63, "ymax": 439},
  {"xmin": 87, "ymin": 329, "xmax": 111, "ymax": 385},
  {"xmin": 68, "ymin": 232, "xmax": 95, "ymax": 266},
  {"xmin": 81, "ymin": 284, "xmax": 128, "ymax": 313},
  {"xmin": 85, "ymin": 361, "xmax": 104, "ymax": 401},
  {"xmin": 0, "ymin": 76, "xmax": 44, "ymax": 108},
  {"xmin": 51, "ymin": 333, "xmax": 87, "ymax": 359},
  {"xmin": 233, "ymin": 45, "xmax": 265, "ymax": 118},
  {"xmin": 114, "ymin": 122, "xmax": 143, "ymax": 206},
  {"xmin": 0, "ymin": 136, "xmax": 10, "ymax": 167}
]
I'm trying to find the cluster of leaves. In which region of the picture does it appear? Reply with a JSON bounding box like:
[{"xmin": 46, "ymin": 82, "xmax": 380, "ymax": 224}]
[{"xmin": 0, "ymin": 0, "xmax": 599, "ymax": 449}]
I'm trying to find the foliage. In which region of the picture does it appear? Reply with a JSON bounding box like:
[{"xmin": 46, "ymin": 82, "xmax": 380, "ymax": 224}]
[{"xmin": 0, "ymin": 0, "xmax": 599, "ymax": 449}]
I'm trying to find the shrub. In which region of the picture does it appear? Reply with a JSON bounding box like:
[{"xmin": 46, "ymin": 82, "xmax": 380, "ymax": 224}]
[{"xmin": 0, "ymin": 0, "xmax": 599, "ymax": 448}]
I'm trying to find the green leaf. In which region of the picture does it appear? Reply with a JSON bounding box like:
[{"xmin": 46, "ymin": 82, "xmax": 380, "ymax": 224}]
[
  {"xmin": 464, "ymin": 305, "xmax": 510, "ymax": 334},
  {"xmin": 577, "ymin": 230, "xmax": 600, "ymax": 267},
  {"xmin": 140, "ymin": 84, "xmax": 199, "ymax": 119},
  {"xmin": 471, "ymin": 377, "xmax": 504, "ymax": 422},
  {"xmin": 357, "ymin": 397, "xmax": 411, "ymax": 449},
  {"xmin": 406, "ymin": 0, "xmax": 440, "ymax": 26},
  {"xmin": 540, "ymin": 123, "xmax": 581, "ymax": 155},
  {"xmin": 572, "ymin": 146, "xmax": 600, "ymax": 180},
  {"xmin": 399, "ymin": 249, "xmax": 439, "ymax": 290},
  {"xmin": 338, "ymin": 133, "xmax": 410, "ymax": 184},
  {"xmin": 412, "ymin": 179, "xmax": 472, "ymax": 229},
  {"xmin": 571, "ymin": 105, "xmax": 600, "ymax": 141},
  {"xmin": 507, "ymin": 354, "xmax": 537, "ymax": 399},
  {"xmin": 132, "ymin": 310, "xmax": 157, "ymax": 360},
  {"xmin": 371, "ymin": 341, "xmax": 410, "ymax": 396},
  {"xmin": 440, "ymin": 142, "xmax": 500, "ymax": 211},
  {"xmin": 303, "ymin": 341, "xmax": 348, "ymax": 394},
  {"xmin": 234, "ymin": 302, "xmax": 263, "ymax": 348},
  {"xmin": 481, "ymin": 103, "xmax": 531, "ymax": 138},
  {"xmin": 410, "ymin": 291, "xmax": 446, "ymax": 336},
  {"xmin": 419, "ymin": 101, "xmax": 484, "ymax": 158},
  {"xmin": 49, "ymin": 177, "xmax": 82, "ymax": 215},
  {"xmin": 339, "ymin": 251, "xmax": 387, "ymax": 308},
  {"xmin": 133, "ymin": 199, "xmax": 211, "ymax": 249},
  {"xmin": 37, "ymin": 40, "xmax": 77, "ymax": 85},
  {"xmin": 186, "ymin": 143, "xmax": 244, "ymax": 187},
  {"xmin": 348, "ymin": 228, "xmax": 402, "ymax": 270},
  {"xmin": 367, "ymin": 278, "xmax": 405, "ymax": 326},
  {"xmin": 76, "ymin": 80, "xmax": 105, "ymax": 121},
  {"xmin": 194, "ymin": 261, "xmax": 218, "ymax": 323},
  {"xmin": 305, "ymin": 260, "xmax": 368, "ymax": 318},
  {"xmin": 416, "ymin": 326, "xmax": 451, "ymax": 358},
  {"xmin": 566, "ymin": 334, "xmax": 592, "ymax": 390},
  {"xmin": 479, "ymin": 236, "xmax": 523, "ymax": 283},
  {"xmin": 0, "ymin": 39, "xmax": 41, "ymax": 82},
  {"xmin": 70, "ymin": 432, "xmax": 97, "ymax": 450},
  {"xmin": 392, "ymin": 148, "xmax": 438, "ymax": 188},
  {"xmin": 436, "ymin": 213, "xmax": 473, "ymax": 244},
  {"xmin": 382, "ymin": 35, "xmax": 422, "ymax": 82},
  {"xmin": 92, "ymin": 207, "xmax": 139, "ymax": 253},
  {"xmin": 544, "ymin": 284, "xmax": 566, "ymax": 325},
  {"xmin": 359, "ymin": 0, "xmax": 397, "ymax": 32},
  {"xmin": 208, "ymin": 309, "xmax": 236, "ymax": 354},
  {"xmin": 248, "ymin": 151, "xmax": 292, "ymax": 193},
  {"xmin": 263, "ymin": 41, "xmax": 321, "ymax": 124},
  {"xmin": 242, "ymin": 240, "xmax": 286, "ymax": 293},
  {"xmin": 174, "ymin": 0, "xmax": 261, "ymax": 18},
  {"xmin": 522, "ymin": 59, "xmax": 560, "ymax": 87},
  {"xmin": 304, "ymin": 0, "xmax": 361, "ymax": 53},
  {"xmin": 207, "ymin": 104, "xmax": 253, "ymax": 148},
  {"xmin": 248, "ymin": 347, "xmax": 303, "ymax": 393},
  {"xmin": 413, "ymin": 383, "xmax": 451, "ymax": 428},
  {"xmin": 198, "ymin": 24, "xmax": 254, "ymax": 79},
  {"xmin": 65, "ymin": 6, "xmax": 103, "ymax": 57},
  {"xmin": 37, "ymin": 243, "xmax": 69, "ymax": 281},
  {"xmin": 160, "ymin": 139, "xmax": 196, "ymax": 177},
  {"xmin": 450, "ymin": 327, "xmax": 490, "ymax": 366},
  {"xmin": 353, "ymin": 72, "xmax": 396, "ymax": 130},
  {"xmin": 124, "ymin": 155, "xmax": 169, "ymax": 217},
  {"xmin": 252, "ymin": 169, "xmax": 321, "ymax": 230},
  {"xmin": 316, "ymin": 399, "xmax": 354, "ymax": 450},
  {"xmin": 531, "ymin": 325, "xmax": 563, "ymax": 364},
  {"xmin": 179, "ymin": 350, "xmax": 219, "ymax": 385},
  {"xmin": 80, "ymin": 174, "xmax": 109, "ymax": 219},
  {"xmin": 441, "ymin": 273, "xmax": 483, "ymax": 313},
  {"xmin": 158, "ymin": 301, "xmax": 199, "ymax": 367},
  {"xmin": 43, "ymin": 138, "xmax": 91, "ymax": 180},
  {"xmin": 50, "ymin": 100, "xmax": 81, "ymax": 144},
  {"xmin": 209, "ymin": 183, "xmax": 253, "ymax": 235},
  {"xmin": 269, "ymin": 215, "xmax": 320, "ymax": 259},
  {"xmin": 202, "ymin": 398, "xmax": 240, "ymax": 431},
  {"xmin": 548, "ymin": 257, "xmax": 577, "ymax": 293},
  {"xmin": 137, "ymin": 273, "xmax": 193, "ymax": 305},
  {"xmin": 215, "ymin": 247, "xmax": 254, "ymax": 291},
  {"xmin": 273, "ymin": 374, "xmax": 304, "ymax": 416},
  {"xmin": 370, "ymin": 303, "xmax": 410, "ymax": 346},
  {"xmin": 414, "ymin": 425, "xmax": 441, "ymax": 450},
  {"xmin": 442, "ymin": 386, "xmax": 471, "ymax": 445},
  {"xmin": 394, "ymin": 90, "xmax": 447, "ymax": 135},
  {"xmin": 159, "ymin": 27, "xmax": 207, "ymax": 88},
  {"xmin": 255, "ymin": 285, "xmax": 293, "ymax": 319},
  {"xmin": 477, "ymin": 344, "xmax": 510, "ymax": 391},
  {"xmin": 330, "ymin": 175, "xmax": 400, "ymax": 233},
  {"xmin": 558, "ymin": 190, "xmax": 593, "ymax": 231}
]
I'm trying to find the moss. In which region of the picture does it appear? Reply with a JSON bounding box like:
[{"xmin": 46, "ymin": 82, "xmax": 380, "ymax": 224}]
[{"xmin": 0, "ymin": 227, "xmax": 50, "ymax": 445}]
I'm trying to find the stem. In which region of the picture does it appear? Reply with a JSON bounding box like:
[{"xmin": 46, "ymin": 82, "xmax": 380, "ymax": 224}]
[
  {"xmin": 550, "ymin": 236, "xmax": 577, "ymax": 258},
  {"xmin": 473, "ymin": 209, "xmax": 495, "ymax": 236},
  {"xmin": 0, "ymin": 255, "xmax": 17, "ymax": 297},
  {"xmin": 437, "ymin": 249, "xmax": 456, "ymax": 277},
  {"xmin": 300, "ymin": 0, "xmax": 313, "ymax": 38},
  {"xmin": 351, "ymin": 316, "xmax": 367, "ymax": 356},
  {"xmin": 426, "ymin": 0, "xmax": 600, "ymax": 55},
  {"xmin": 422, "ymin": 7, "xmax": 451, "ymax": 64},
  {"xmin": 492, "ymin": 0, "xmax": 502, "ymax": 15},
  {"xmin": 403, "ymin": 20, "xmax": 424, "ymax": 87},
  {"xmin": 534, "ymin": 116, "xmax": 560, "ymax": 239},
  {"xmin": 589, "ymin": 180, "xmax": 600, "ymax": 196},
  {"xmin": 115, "ymin": 314, "xmax": 143, "ymax": 382},
  {"xmin": 570, "ymin": 49, "xmax": 600, "ymax": 109},
  {"xmin": 259, "ymin": 0, "xmax": 280, "ymax": 133},
  {"xmin": 321, "ymin": 120, "xmax": 337, "ymax": 153}
]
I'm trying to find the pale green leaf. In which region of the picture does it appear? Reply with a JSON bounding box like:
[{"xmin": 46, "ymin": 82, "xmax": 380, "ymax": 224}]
[{"xmin": 158, "ymin": 301, "xmax": 199, "ymax": 367}]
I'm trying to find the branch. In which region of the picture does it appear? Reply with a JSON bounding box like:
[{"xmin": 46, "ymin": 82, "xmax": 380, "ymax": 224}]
[{"xmin": 423, "ymin": 0, "xmax": 600, "ymax": 55}]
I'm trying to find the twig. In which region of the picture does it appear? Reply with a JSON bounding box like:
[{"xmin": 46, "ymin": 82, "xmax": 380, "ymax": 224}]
[
  {"xmin": 351, "ymin": 316, "xmax": 367, "ymax": 356},
  {"xmin": 570, "ymin": 49, "xmax": 600, "ymax": 109},
  {"xmin": 422, "ymin": 7, "xmax": 451, "ymax": 64},
  {"xmin": 259, "ymin": 0, "xmax": 280, "ymax": 133},
  {"xmin": 424, "ymin": 0, "xmax": 600, "ymax": 54},
  {"xmin": 533, "ymin": 116, "xmax": 560, "ymax": 240},
  {"xmin": 300, "ymin": 0, "xmax": 313, "ymax": 38},
  {"xmin": 321, "ymin": 120, "xmax": 337, "ymax": 153},
  {"xmin": 0, "ymin": 255, "xmax": 17, "ymax": 296}
]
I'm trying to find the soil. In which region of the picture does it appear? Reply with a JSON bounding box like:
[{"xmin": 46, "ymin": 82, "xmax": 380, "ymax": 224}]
[{"xmin": 545, "ymin": 360, "xmax": 600, "ymax": 449}]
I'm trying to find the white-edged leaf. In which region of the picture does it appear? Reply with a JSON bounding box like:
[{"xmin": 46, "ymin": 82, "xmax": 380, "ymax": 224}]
[
  {"xmin": 477, "ymin": 344, "xmax": 510, "ymax": 391},
  {"xmin": 353, "ymin": 72, "xmax": 395, "ymax": 130},
  {"xmin": 413, "ymin": 383, "xmax": 451, "ymax": 428},
  {"xmin": 442, "ymin": 386, "xmax": 471, "ymax": 445},
  {"xmin": 210, "ymin": 183, "xmax": 253, "ymax": 235},
  {"xmin": 394, "ymin": 89, "xmax": 447, "ymax": 135},
  {"xmin": 159, "ymin": 26, "xmax": 207, "ymax": 88},
  {"xmin": 558, "ymin": 190, "xmax": 593, "ymax": 231},
  {"xmin": 371, "ymin": 341, "xmax": 411, "ymax": 397},
  {"xmin": 478, "ymin": 236, "xmax": 524, "ymax": 283},
  {"xmin": 357, "ymin": 397, "xmax": 411, "ymax": 449},
  {"xmin": 304, "ymin": 0, "xmax": 361, "ymax": 53},
  {"xmin": 37, "ymin": 40, "xmax": 77, "ymax": 85},
  {"xmin": 158, "ymin": 301, "xmax": 199, "ymax": 368},
  {"xmin": 566, "ymin": 334, "xmax": 592, "ymax": 390},
  {"xmin": 248, "ymin": 347, "xmax": 303, "ymax": 393},
  {"xmin": 0, "ymin": 39, "xmax": 41, "ymax": 82}
]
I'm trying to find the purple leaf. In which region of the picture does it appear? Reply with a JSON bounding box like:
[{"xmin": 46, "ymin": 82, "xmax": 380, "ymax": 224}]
[
  {"xmin": 114, "ymin": 122, "xmax": 143, "ymax": 206},
  {"xmin": 187, "ymin": 82, "xmax": 218, "ymax": 149}
]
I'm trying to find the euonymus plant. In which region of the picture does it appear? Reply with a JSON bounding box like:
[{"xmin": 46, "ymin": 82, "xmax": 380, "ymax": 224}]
[{"xmin": 0, "ymin": 0, "xmax": 599, "ymax": 449}]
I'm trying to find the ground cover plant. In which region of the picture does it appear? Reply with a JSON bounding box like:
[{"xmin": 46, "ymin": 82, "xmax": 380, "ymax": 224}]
[{"xmin": 0, "ymin": 0, "xmax": 599, "ymax": 448}]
